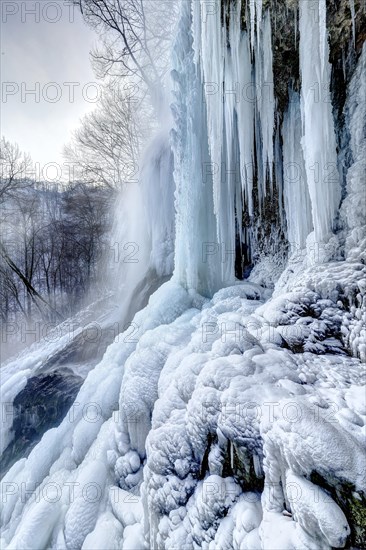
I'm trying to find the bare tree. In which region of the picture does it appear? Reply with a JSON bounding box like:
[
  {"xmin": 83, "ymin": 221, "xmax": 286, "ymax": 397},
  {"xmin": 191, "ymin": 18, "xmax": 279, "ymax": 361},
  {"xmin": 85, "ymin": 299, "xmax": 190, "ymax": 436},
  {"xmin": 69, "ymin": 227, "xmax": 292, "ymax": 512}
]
[
  {"xmin": 74, "ymin": 0, "xmax": 178, "ymax": 111},
  {"xmin": 64, "ymin": 82, "xmax": 143, "ymax": 190},
  {"xmin": 0, "ymin": 154, "xmax": 112, "ymax": 326},
  {"xmin": 0, "ymin": 138, "xmax": 33, "ymax": 203}
]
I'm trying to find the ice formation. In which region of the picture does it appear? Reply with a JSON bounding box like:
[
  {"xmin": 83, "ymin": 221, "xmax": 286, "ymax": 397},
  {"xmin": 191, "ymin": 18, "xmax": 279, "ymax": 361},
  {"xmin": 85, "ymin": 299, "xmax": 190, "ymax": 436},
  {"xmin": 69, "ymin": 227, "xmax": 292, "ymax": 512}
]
[
  {"xmin": 282, "ymin": 91, "xmax": 313, "ymax": 252},
  {"xmin": 299, "ymin": 0, "xmax": 341, "ymax": 244},
  {"xmin": 1, "ymin": 1, "xmax": 365, "ymax": 550}
]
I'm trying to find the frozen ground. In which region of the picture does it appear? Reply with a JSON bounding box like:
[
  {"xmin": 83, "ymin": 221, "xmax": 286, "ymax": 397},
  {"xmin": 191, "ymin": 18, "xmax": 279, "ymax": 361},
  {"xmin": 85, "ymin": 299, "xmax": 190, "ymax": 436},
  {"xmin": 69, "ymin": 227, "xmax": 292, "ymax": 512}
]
[{"xmin": 1, "ymin": 254, "xmax": 365, "ymax": 548}]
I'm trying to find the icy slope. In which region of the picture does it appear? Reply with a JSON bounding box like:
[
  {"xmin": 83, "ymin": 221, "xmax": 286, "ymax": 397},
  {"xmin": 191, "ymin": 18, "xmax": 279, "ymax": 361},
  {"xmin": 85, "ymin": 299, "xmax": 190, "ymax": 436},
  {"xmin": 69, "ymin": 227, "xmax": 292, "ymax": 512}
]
[
  {"xmin": 144, "ymin": 282, "xmax": 365, "ymax": 550},
  {"xmin": 0, "ymin": 282, "xmax": 199, "ymax": 548},
  {"xmin": 1, "ymin": 276, "xmax": 365, "ymax": 549}
]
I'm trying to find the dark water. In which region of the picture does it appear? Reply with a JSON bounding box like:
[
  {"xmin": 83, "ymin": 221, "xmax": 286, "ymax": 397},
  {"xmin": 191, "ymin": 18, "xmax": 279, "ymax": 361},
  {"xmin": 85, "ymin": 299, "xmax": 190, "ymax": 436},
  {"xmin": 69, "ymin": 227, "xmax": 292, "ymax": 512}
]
[
  {"xmin": 0, "ymin": 279, "xmax": 167, "ymax": 478},
  {"xmin": 1, "ymin": 368, "xmax": 83, "ymax": 476}
]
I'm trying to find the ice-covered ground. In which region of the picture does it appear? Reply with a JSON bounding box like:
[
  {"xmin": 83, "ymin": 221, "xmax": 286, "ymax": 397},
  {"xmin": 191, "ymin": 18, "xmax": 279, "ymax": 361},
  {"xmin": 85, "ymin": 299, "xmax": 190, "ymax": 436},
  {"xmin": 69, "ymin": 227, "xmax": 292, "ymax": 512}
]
[{"xmin": 1, "ymin": 259, "xmax": 365, "ymax": 548}]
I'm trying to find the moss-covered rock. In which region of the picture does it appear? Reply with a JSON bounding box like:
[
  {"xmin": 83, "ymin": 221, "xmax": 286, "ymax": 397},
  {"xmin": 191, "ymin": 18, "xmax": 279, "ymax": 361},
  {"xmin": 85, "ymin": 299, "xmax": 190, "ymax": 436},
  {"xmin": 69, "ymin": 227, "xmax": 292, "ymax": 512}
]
[{"xmin": 310, "ymin": 471, "xmax": 366, "ymax": 548}]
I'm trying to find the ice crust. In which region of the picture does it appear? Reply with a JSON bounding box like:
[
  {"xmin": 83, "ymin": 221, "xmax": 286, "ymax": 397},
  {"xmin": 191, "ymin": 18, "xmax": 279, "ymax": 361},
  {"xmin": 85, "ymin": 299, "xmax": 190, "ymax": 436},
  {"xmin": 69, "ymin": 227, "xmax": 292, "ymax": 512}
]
[{"xmin": 1, "ymin": 275, "xmax": 365, "ymax": 549}]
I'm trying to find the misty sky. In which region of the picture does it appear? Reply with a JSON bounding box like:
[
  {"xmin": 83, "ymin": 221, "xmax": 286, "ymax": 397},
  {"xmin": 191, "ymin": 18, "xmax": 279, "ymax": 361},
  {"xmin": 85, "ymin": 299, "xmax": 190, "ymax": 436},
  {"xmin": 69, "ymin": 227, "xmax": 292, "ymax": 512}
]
[{"xmin": 1, "ymin": 1, "xmax": 102, "ymax": 180}]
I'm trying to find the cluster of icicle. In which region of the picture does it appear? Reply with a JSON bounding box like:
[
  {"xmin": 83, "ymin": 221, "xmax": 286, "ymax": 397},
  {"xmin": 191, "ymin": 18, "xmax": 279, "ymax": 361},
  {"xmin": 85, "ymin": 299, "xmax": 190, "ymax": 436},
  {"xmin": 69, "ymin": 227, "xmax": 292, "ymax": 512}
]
[{"xmin": 172, "ymin": 0, "xmax": 342, "ymax": 297}]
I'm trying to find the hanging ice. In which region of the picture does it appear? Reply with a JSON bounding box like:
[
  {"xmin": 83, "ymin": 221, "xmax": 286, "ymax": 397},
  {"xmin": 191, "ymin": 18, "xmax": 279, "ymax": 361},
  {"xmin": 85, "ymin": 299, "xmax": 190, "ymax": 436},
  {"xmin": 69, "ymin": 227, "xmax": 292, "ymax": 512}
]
[
  {"xmin": 171, "ymin": 0, "xmax": 225, "ymax": 296},
  {"xmin": 255, "ymin": 11, "xmax": 275, "ymax": 196},
  {"xmin": 188, "ymin": 0, "xmax": 276, "ymax": 280},
  {"xmin": 299, "ymin": 0, "xmax": 341, "ymax": 243},
  {"xmin": 230, "ymin": 25, "xmax": 255, "ymax": 214},
  {"xmin": 282, "ymin": 90, "xmax": 313, "ymax": 251}
]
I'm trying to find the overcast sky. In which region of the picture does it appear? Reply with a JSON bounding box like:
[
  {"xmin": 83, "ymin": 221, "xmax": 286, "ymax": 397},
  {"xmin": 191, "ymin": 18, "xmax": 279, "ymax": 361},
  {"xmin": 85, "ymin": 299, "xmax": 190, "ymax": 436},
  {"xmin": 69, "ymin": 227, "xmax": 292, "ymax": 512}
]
[{"xmin": 1, "ymin": 1, "xmax": 102, "ymax": 180}]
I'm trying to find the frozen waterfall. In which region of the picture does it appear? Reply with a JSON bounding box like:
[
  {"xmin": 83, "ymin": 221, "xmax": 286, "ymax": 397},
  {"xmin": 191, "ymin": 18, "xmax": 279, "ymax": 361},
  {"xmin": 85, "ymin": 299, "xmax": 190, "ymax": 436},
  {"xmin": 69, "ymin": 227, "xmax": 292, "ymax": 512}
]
[{"xmin": 1, "ymin": 1, "xmax": 365, "ymax": 550}]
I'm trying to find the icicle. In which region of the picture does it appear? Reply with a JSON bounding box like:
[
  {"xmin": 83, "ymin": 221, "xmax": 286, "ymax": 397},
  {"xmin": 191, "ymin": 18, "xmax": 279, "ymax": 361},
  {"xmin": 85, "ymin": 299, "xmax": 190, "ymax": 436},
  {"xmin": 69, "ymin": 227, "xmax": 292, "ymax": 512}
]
[
  {"xmin": 282, "ymin": 90, "xmax": 313, "ymax": 251},
  {"xmin": 349, "ymin": 0, "xmax": 356, "ymax": 48},
  {"xmin": 255, "ymin": 11, "xmax": 275, "ymax": 198},
  {"xmin": 253, "ymin": 453, "xmax": 262, "ymax": 478},
  {"xmin": 229, "ymin": 3, "xmax": 255, "ymax": 215},
  {"xmin": 274, "ymin": 114, "xmax": 284, "ymax": 219},
  {"xmin": 221, "ymin": 42, "xmax": 238, "ymax": 284},
  {"xmin": 319, "ymin": 0, "xmax": 327, "ymax": 73},
  {"xmin": 256, "ymin": 0, "xmax": 263, "ymax": 52},
  {"xmin": 171, "ymin": 0, "xmax": 225, "ymax": 296},
  {"xmin": 237, "ymin": 33, "xmax": 255, "ymax": 215},
  {"xmin": 250, "ymin": 4, "xmax": 274, "ymax": 204},
  {"xmin": 249, "ymin": 0, "xmax": 256, "ymax": 51},
  {"xmin": 191, "ymin": 0, "xmax": 202, "ymax": 65},
  {"xmin": 261, "ymin": 13, "xmax": 274, "ymax": 189},
  {"xmin": 342, "ymin": 48, "xmax": 347, "ymax": 80},
  {"xmin": 299, "ymin": 0, "xmax": 341, "ymax": 243},
  {"xmin": 189, "ymin": 0, "xmax": 244, "ymax": 286},
  {"xmin": 197, "ymin": 0, "xmax": 224, "ymax": 221}
]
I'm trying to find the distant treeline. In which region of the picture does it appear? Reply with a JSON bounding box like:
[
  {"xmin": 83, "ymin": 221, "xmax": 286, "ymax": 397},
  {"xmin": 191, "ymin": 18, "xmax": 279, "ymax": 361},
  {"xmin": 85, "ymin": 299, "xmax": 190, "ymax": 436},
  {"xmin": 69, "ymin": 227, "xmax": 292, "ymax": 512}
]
[{"xmin": 0, "ymin": 147, "xmax": 113, "ymax": 326}]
